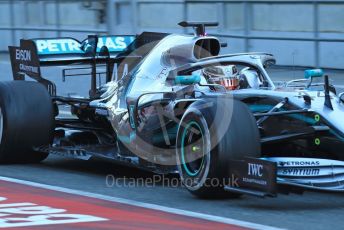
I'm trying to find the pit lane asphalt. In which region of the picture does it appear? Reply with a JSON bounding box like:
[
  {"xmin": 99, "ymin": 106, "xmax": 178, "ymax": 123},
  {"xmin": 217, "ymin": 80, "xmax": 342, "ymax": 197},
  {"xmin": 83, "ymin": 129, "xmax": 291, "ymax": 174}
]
[
  {"xmin": 1, "ymin": 155, "xmax": 344, "ymax": 230},
  {"xmin": 1, "ymin": 60, "xmax": 344, "ymax": 229}
]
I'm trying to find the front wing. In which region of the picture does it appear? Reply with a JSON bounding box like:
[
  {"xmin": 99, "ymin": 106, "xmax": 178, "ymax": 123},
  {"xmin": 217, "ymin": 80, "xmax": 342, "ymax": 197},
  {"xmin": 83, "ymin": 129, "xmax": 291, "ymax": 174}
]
[{"xmin": 225, "ymin": 157, "xmax": 344, "ymax": 197}]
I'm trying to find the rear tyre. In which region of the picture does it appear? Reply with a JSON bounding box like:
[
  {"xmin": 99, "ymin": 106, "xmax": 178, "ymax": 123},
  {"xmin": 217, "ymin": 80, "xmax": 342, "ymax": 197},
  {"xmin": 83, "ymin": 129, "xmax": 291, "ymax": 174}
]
[
  {"xmin": 0, "ymin": 81, "xmax": 54, "ymax": 164},
  {"xmin": 176, "ymin": 98, "xmax": 260, "ymax": 199}
]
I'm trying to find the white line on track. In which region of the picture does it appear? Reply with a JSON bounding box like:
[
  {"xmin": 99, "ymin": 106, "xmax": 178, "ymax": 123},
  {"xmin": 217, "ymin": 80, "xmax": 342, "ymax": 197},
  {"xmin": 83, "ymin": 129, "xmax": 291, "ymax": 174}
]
[{"xmin": 0, "ymin": 176, "xmax": 283, "ymax": 230}]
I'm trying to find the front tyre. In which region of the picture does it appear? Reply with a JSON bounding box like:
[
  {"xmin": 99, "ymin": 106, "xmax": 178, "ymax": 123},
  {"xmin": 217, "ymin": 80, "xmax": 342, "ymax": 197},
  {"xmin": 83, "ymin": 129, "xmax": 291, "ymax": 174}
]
[
  {"xmin": 178, "ymin": 113, "xmax": 211, "ymax": 193},
  {"xmin": 176, "ymin": 98, "xmax": 261, "ymax": 198}
]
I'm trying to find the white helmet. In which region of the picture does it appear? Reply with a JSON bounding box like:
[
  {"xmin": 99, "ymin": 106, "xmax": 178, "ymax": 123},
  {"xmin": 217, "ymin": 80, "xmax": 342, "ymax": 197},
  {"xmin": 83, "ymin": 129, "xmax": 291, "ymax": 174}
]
[{"xmin": 202, "ymin": 65, "xmax": 239, "ymax": 90}]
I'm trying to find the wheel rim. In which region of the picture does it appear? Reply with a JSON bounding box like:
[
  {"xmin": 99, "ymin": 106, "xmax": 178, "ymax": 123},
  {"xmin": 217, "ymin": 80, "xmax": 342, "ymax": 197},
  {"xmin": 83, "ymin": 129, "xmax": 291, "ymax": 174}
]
[
  {"xmin": 181, "ymin": 121, "xmax": 205, "ymax": 177},
  {"xmin": 0, "ymin": 107, "xmax": 3, "ymax": 145}
]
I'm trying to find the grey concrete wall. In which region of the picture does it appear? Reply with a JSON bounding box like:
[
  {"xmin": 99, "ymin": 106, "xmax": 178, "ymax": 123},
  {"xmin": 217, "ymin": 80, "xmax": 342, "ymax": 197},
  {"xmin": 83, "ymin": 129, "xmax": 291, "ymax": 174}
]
[
  {"xmin": 108, "ymin": 0, "xmax": 344, "ymax": 69},
  {"xmin": 1, "ymin": 0, "xmax": 344, "ymax": 69},
  {"xmin": 0, "ymin": 0, "xmax": 106, "ymax": 50}
]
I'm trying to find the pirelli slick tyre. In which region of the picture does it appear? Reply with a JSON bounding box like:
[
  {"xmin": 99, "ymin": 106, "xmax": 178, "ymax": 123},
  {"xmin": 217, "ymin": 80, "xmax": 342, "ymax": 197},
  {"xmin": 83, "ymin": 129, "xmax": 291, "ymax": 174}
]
[
  {"xmin": 176, "ymin": 98, "xmax": 261, "ymax": 199},
  {"xmin": 0, "ymin": 81, "xmax": 54, "ymax": 164}
]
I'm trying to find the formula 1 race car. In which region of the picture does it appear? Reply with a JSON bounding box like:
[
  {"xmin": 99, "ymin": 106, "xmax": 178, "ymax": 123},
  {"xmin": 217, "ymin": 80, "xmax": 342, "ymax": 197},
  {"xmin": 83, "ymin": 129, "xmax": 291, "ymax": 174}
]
[{"xmin": 2, "ymin": 22, "xmax": 344, "ymax": 198}]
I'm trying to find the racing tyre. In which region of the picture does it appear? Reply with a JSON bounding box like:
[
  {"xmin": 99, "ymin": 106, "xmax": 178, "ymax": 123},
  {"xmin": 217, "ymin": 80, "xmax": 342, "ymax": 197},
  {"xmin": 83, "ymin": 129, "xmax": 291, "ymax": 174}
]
[
  {"xmin": 0, "ymin": 81, "xmax": 54, "ymax": 164},
  {"xmin": 176, "ymin": 97, "xmax": 260, "ymax": 199}
]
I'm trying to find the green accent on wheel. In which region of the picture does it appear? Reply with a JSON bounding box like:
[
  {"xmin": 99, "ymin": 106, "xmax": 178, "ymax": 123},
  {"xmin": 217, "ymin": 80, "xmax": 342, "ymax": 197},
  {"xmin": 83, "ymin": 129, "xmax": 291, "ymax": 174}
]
[
  {"xmin": 181, "ymin": 121, "xmax": 205, "ymax": 177},
  {"xmin": 315, "ymin": 138, "xmax": 321, "ymax": 145},
  {"xmin": 314, "ymin": 114, "xmax": 320, "ymax": 122},
  {"xmin": 192, "ymin": 146, "xmax": 200, "ymax": 152}
]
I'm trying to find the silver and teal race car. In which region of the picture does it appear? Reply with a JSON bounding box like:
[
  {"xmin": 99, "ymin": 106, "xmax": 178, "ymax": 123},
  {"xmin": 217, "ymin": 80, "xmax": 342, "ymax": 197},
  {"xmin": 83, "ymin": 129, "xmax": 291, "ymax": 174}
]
[{"xmin": 1, "ymin": 21, "xmax": 344, "ymax": 198}]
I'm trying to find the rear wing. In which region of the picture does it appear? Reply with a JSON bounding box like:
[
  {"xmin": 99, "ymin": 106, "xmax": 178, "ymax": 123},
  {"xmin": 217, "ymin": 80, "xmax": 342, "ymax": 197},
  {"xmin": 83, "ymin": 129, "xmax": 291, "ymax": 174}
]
[
  {"xmin": 8, "ymin": 32, "xmax": 168, "ymax": 97},
  {"xmin": 9, "ymin": 35, "xmax": 136, "ymax": 68},
  {"xmin": 8, "ymin": 35, "xmax": 136, "ymax": 96},
  {"xmin": 33, "ymin": 35, "xmax": 136, "ymax": 64}
]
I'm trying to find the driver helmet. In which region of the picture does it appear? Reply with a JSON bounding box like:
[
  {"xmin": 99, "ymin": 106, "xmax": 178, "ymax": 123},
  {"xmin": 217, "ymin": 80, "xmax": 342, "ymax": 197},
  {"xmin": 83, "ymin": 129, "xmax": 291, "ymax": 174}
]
[{"xmin": 202, "ymin": 65, "xmax": 239, "ymax": 90}]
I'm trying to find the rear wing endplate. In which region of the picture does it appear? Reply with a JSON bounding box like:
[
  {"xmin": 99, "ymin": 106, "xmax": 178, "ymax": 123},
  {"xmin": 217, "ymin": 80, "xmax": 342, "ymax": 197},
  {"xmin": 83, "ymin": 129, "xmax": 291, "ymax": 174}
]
[{"xmin": 9, "ymin": 39, "xmax": 41, "ymax": 81}]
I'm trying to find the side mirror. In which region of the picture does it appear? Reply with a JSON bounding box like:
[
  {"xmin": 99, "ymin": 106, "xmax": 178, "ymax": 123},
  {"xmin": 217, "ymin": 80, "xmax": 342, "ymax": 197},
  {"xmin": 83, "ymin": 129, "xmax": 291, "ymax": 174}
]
[
  {"xmin": 263, "ymin": 60, "xmax": 276, "ymax": 68},
  {"xmin": 175, "ymin": 74, "xmax": 201, "ymax": 85},
  {"xmin": 304, "ymin": 69, "xmax": 323, "ymax": 79}
]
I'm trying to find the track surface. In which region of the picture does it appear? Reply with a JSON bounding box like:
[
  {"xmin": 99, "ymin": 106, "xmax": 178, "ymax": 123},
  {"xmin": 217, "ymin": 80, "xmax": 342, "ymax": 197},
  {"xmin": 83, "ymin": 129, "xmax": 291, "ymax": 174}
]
[
  {"xmin": 0, "ymin": 156, "xmax": 344, "ymax": 230},
  {"xmin": 0, "ymin": 178, "xmax": 249, "ymax": 229},
  {"xmin": 1, "ymin": 58, "xmax": 344, "ymax": 229}
]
